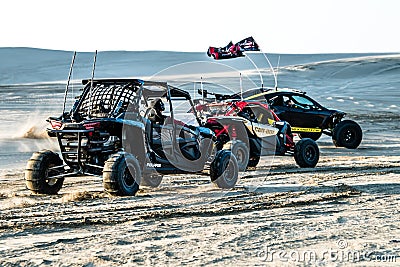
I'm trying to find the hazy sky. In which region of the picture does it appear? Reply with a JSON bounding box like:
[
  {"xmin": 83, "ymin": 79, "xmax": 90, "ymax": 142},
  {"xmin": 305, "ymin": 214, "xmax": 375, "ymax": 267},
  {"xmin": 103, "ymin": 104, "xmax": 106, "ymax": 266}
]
[{"xmin": 1, "ymin": 0, "xmax": 399, "ymax": 53}]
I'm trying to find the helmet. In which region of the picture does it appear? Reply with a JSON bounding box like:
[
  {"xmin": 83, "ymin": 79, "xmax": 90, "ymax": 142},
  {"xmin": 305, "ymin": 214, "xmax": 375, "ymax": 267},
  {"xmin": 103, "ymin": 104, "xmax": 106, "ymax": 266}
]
[{"xmin": 150, "ymin": 98, "xmax": 165, "ymax": 112}]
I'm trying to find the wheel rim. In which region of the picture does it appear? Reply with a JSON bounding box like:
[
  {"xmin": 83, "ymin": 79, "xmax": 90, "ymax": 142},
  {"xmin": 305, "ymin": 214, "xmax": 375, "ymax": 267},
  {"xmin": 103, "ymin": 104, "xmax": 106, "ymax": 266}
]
[
  {"xmin": 343, "ymin": 129, "xmax": 355, "ymax": 144},
  {"xmin": 45, "ymin": 164, "xmax": 58, "ymax": 186},
  {"xmin": 123, "ymin": 168, "xmax": 136, "ymax": 188},
  {"xmin": 221, "ymin": 159, "xmax": 236, "ymax": 183},
  {"xmin": 236, "ymin": 148, "xmax": 245, "ymax": 166},
  {"xmin": 46, "ymin": 178, "xmax": 57, "ymax": 186},
  {"xmin": 304, "ymin": 145, "xmax": 316, "ymax": 162}
]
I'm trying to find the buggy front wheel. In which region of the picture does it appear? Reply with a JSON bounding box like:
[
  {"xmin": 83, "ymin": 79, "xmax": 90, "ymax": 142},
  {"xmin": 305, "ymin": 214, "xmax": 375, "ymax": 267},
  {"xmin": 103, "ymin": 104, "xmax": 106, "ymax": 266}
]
[
  {"xmin": 332, "ymin": 120, "xmax": 362, "ymax": 149},
  {"xmin": 210, "ymin": 150, "xmax": 239, "ymax": 189},
  {"xmin": 294, "ymin": 138, "xmax": 319, "ymax": 168},
  {"xmin": 103, "ymin": 153, "xmax": 141, "ymax": 196}
]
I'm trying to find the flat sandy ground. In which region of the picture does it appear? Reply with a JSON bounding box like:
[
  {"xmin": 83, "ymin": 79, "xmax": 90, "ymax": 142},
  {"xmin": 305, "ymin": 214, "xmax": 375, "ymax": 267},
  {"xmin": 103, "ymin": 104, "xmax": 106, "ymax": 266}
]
[{"xmin": 0, "ymin": 115, "xmax": 399, "ymax": 266}]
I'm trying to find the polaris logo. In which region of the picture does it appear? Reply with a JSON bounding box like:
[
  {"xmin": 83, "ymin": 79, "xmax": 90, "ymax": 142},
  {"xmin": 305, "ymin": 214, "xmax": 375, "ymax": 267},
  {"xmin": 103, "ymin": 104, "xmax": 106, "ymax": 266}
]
[{"xmin": 147, "ymin": 163, "xmax": 161, "ymax": 168}]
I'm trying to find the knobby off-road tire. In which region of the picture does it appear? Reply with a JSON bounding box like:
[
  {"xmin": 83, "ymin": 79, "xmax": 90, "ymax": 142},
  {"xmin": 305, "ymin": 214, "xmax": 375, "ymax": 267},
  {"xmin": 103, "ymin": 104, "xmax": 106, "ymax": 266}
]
[
  {"xmin": 230, "ymin": 141, "xmax": 250, "ymax": 172},
  {"xmin": 294, "ymin": 138, "xmax": 319, "ymax": 168},
  {"xmin": 247, "ymin": 155, "xmax": 260, "ymax": 168},
  {"xmin": 332, "ymin": 120, "xmax": 362, "ymax": 149},
  {"xmin": 141, "ymin": 174, "xmax": 163, "ymax": 188},
  {"xmin": 25, "ymin": 150, "xmax": 64, "ymax": 195},
  {"xmin": 210, "ymin": 150, "xmax": 239, "ymax": 189},
  {"xmin": 298, "ymin": 132, "xmax": 322, "ymax": 141},
  {"xmin": 103, "ymin": 153, "xmax": 141, "ymax": 196}
]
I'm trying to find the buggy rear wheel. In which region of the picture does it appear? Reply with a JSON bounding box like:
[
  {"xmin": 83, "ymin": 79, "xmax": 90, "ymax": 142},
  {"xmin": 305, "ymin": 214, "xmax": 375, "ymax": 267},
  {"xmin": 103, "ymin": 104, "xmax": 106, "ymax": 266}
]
[
  {"xmin": 294, "ymin": 138, "xmax": 319, "ymax": 168},
  {"xmin": 332, "ymin": 120, "xmax": 362, "ymax": 149},
  {"xmin": 25, "ymin": 150, "xmax": 64, "ymax": 195},
  {"xmin": 103, "ymin": 153, "xmax": 141, "ymax": 196},
  {"xmin": 210, "ymin": 150, "xmax": 239, "ymax": 189}
]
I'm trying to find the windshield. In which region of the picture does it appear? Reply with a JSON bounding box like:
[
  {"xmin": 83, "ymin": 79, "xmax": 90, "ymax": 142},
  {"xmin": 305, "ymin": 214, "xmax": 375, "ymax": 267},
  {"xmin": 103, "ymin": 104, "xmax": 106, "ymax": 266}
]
[
  {"xmin": 196, "ymin": 103, "xmax": 232, "ymax": 118},
  {"xmin": 171, "ymin": 97, "xmax": 199, "ymax": 127},
  {"xmin": 292, "ymin": 95, "xmax": 314, "ymax": 106}
]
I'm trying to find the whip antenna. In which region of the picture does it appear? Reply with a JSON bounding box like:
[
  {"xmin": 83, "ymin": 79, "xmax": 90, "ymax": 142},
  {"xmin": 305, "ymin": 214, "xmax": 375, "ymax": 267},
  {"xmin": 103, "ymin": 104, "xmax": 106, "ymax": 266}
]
[
  {"xmin": 201, "ymin": 77, "xmax": 204, "ymax": 103},
  {"xmin": 245, "ymin": 54, "xmax": 263, "ymax": 89},
  {"xmin": 275, "ymin": 55, "xmax": 280, "ymax": 91},
  {"xmin": 193, "ymin": 81, "xmax": 196, "ymax": 101},
  {"xmin": 62, "ymin": 51, "xmax": 76, "ymax": 116},
  {"xmin": 240, "ymin": 72, "xmax": 243, "ymax": 100},
  {"xmin": 89, "ymin": 50, "xmax": 98, "ymax": 117},
  {"xmin": 261, "ymin": 50, "xmax": 278, "ymax": 89}
]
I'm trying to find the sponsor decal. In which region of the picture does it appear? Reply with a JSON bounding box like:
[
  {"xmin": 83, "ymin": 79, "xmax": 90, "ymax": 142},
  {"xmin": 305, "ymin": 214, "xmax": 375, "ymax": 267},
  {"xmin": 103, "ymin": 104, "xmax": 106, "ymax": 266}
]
[
  {"xmin": 254, "ymin": 126, "xmax": 277, "ymax": 136},
  {"xmin": 291, "ymin": 127, "xmax": 322, "ymax": 133},
  {"xmin": 251, "ymin": 122, "xmax": 279, "ymax": 138}
]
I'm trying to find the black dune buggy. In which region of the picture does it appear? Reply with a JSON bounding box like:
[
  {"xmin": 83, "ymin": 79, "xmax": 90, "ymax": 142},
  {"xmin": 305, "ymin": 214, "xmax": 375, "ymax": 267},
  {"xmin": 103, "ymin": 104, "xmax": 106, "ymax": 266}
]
[
  {"xmin": 194, "ymin": 96, "xmax": 320, "ymax": 171},
  {"xmin": 25, "ymin": 79, "xmax": 239, "ymax": 196},
  {"xmin": 229, "ymin": 88, "xmax": 363, "ymax": 149}
]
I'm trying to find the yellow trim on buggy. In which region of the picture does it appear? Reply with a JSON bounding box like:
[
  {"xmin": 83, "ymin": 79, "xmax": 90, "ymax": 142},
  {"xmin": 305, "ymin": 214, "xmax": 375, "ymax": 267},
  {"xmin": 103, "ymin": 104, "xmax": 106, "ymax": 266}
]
[
  {"xmin": 291, "ymin": 127, "xmax": 322, "ymax": 133},
  {"xmin": 245, "ymin": 92, "xmax": 268, "ymax": 100},
  {"xmin": 267, "ymin": 118, "xmax": 275, "ymax": 125}
]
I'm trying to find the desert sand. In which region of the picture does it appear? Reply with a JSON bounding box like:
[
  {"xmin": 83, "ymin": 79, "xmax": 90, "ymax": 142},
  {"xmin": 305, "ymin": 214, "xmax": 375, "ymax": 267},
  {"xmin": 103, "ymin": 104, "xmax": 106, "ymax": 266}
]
[{"xmin": 1, "ymin": 114, "xmax": 399, "ymax": 266}]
